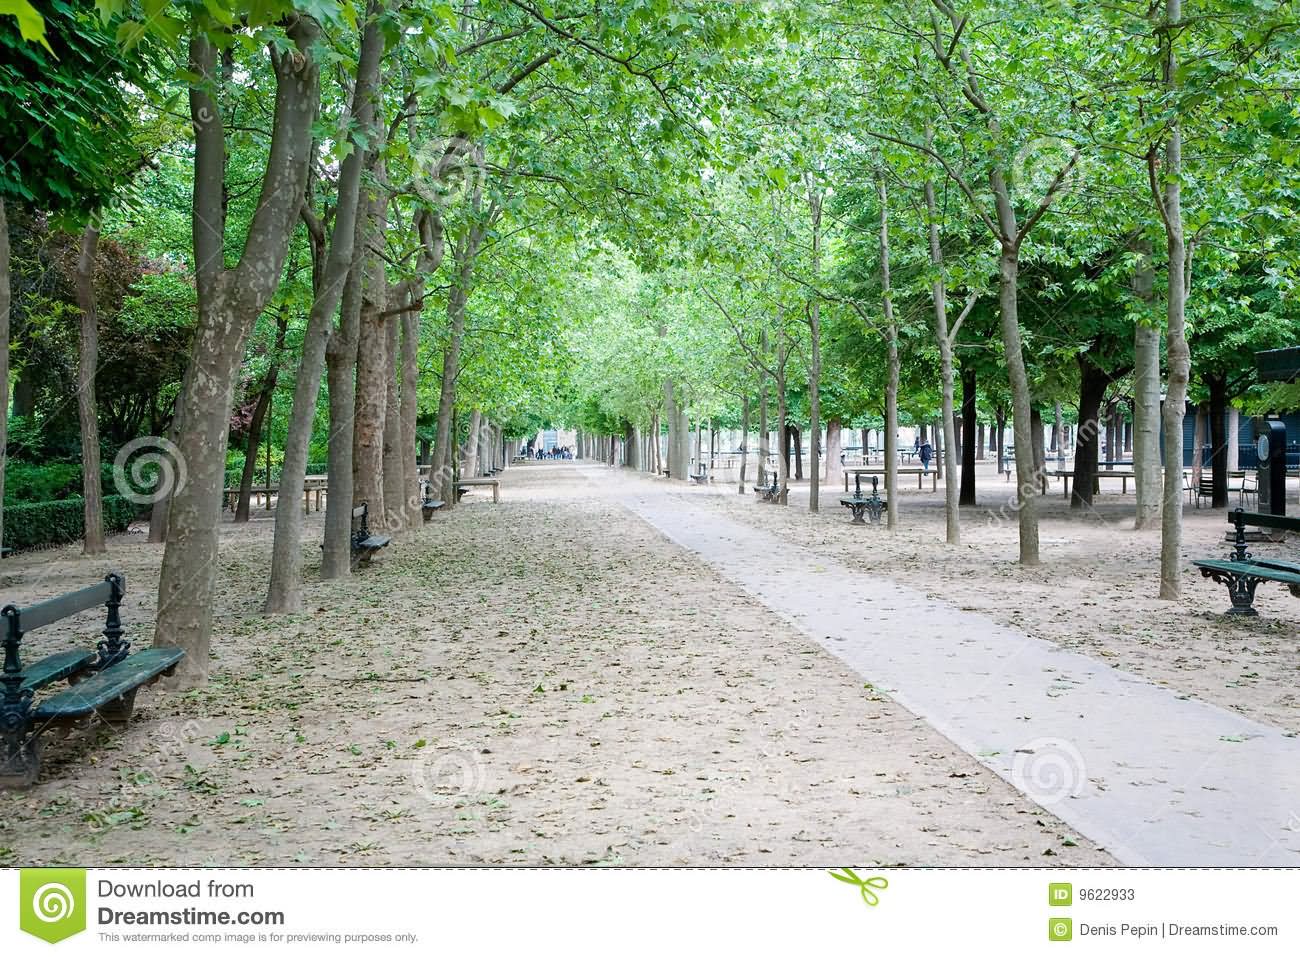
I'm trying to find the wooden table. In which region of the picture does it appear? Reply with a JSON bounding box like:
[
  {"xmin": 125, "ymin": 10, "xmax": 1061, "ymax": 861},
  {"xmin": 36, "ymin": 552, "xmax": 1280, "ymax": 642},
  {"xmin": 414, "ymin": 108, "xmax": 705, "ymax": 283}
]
[
  {"xmin": 843, "ymin": 466, "xmax": 939, "ymax": 492},
  {"xmin": 1048, "ymin": 469, "xmax": 1135, "ymax": 498},
  {"xmin": 456, "ymin": 477, "xmax": 501, "ymax": 503},
  {"xmin": 223, "ymin": 475, "xmax": 328, "ymax": 513}
]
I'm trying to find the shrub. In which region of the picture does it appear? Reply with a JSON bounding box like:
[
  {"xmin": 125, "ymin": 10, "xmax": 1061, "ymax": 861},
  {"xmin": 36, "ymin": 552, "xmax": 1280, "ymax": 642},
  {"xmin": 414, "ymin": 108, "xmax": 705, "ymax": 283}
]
[
  {"xmin": 4, "ymin": 460, "xmax": 119, "ymax": 505},
  {"xmin": 3, "ymin": 496, "xmax": 140, "ymax": 552}
]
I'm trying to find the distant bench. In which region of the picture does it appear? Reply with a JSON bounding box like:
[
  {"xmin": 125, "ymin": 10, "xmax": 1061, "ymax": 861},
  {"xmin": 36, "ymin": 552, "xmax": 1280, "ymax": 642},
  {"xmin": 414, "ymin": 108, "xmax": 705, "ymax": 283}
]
[
  {"xmin": 1193, "ymin": 508, "xmax": 1300, "ymax": 616},
  {"xmin": 839, "ymin": 474, "xmax": 886, "ymax": 525},
  {"xmin": 350, "ymin": 502, "xmax": 391, "ymax": 569},
  {"xmin": 752, "ymin": 479, "xmax": 782, "ymax": 504},
  {"xmin": 689, "ymin": 465, "xmax": 710, "ymax": 485},
  {"xmin": 1, "ymin": 573, "xmax": 185, "ymax": 788},
  {"xmin": 455, "ymin": 478, "xmax": 501, "ymax": 503}
]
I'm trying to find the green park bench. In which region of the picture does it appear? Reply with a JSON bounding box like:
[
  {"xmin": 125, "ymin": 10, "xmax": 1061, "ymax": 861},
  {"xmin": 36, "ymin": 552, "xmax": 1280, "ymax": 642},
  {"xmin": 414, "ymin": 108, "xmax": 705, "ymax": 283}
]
[
  {"xmin": 689, "ymin": 465, "xmax": 710, "ymax": 485},
  {"xmin": 839, "ymin": 474, "xmax": 886, "ymax": 525},
  {"xmin": 1193, "ymin": 508, "xmax": 1300, "ymax": 616},
  {"xmin": 752, "ymin": 479, "xmax": 781, "ymax": 503},
  {"xmin": 421, "ymin": 497, "xmax": 446, "ymax": 522},
  {"xmin": 350, "ymin": 502, "xmax": 391, "ymax": 569},
  {"xmin": 1, "ymin": 573, "xmax": 185, "ymax": 788}
]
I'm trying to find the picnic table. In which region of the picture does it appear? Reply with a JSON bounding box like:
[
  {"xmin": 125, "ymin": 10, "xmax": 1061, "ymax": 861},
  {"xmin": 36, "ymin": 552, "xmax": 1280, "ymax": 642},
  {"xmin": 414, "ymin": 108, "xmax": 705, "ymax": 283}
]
[{"xmin": 843, "ymin": 466, "xmax": 938, "ymax": 492}]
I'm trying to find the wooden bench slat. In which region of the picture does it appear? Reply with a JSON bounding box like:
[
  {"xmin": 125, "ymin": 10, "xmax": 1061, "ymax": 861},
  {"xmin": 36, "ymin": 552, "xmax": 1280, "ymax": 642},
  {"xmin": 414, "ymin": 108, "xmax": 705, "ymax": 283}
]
[
  {"xmin": 1232, "ymin": 510, "xmax": 1300, "ymax": 533},
  {"xmin": 1192, "ymin": 558, "xmax": 1300, "ymax": 585},
  {"xmin": 1247, "ymin": 558, "xmax": 1300, "ymax": 575},
  {"xmin": 31, "ymin": 648, "xmax": 184, "ymax": 721},
  {"xmin": 4, "ymin": 580, "xmax": 116, "ymax": 634},
  {"xmin": 20, "ymin": 650, "xmax": 97, "ymax": 694},
  {"xmin": 359, "ymin": 535, "xmax": 391, "ymax": 549}
]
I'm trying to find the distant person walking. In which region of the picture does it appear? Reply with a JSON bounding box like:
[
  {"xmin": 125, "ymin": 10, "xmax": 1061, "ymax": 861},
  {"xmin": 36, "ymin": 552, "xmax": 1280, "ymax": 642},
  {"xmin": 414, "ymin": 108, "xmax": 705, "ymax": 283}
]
[{"xmin": 919, "ymin": 439, "xmax": 933, "ymax": 473}]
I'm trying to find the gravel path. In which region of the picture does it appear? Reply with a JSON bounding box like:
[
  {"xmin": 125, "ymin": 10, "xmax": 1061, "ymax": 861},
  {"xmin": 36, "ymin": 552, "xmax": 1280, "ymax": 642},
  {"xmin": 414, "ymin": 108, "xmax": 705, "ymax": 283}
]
[{"xmin": 616, "ymin": 468, "xmax": 1300, "ymax": 865}]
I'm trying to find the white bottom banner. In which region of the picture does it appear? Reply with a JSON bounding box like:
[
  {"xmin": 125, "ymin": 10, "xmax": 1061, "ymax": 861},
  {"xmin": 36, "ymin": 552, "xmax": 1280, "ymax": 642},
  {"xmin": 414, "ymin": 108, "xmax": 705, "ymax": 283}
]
[{"xmin": 3, "ymin": 868, "xmax": 1296, "ymax": 954}]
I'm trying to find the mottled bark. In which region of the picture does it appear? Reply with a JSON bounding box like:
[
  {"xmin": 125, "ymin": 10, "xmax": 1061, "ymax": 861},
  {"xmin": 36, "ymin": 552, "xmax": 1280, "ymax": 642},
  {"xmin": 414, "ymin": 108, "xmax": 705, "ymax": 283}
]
[
  {"xmin": 266, "ymin": 2, "xmax": 383, "ymax": 610},
  {"xmin": 155, "ymin": 18, "xmax": 321, "ymax": 683},
  {"xmin": 74, "ymin": 223, "xmax": 105, "ymax": 554},
  {"xmin": 1157, "ymin": 0, "xmax": 1191, "ymax": 598}
]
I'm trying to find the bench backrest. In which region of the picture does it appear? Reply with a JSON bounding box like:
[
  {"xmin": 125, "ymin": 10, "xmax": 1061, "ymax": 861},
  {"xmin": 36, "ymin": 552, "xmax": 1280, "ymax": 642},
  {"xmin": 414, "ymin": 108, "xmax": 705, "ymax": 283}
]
[
  {"xmin": 1230, "ymin": 508, "xmax": 1300, "ymax": 533},
  {"xmin": 352, "ymin": 504, "xmax": 367, "ymax": 519},
  {"xmin": 2, "ymin": 573, "xmax": 127, "ymax": 682},
  {"xmin": 2, "ymin": 574, "xmax": 124, "ymax": 640}
]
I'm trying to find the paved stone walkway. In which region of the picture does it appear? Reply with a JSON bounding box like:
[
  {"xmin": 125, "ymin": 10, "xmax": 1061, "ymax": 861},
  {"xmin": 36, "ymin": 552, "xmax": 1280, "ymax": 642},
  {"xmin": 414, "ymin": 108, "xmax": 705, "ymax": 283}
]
[{"xmin": 613, "ymin": 472, "xmax": 1300, "ymax": 865}]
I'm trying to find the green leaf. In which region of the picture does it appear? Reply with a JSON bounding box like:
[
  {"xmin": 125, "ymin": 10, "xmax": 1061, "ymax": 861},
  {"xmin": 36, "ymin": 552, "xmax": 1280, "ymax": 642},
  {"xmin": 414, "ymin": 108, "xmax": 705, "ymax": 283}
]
[{"xmin": 0, "ymin": 0, "xmax": 52, "ymax": 52}]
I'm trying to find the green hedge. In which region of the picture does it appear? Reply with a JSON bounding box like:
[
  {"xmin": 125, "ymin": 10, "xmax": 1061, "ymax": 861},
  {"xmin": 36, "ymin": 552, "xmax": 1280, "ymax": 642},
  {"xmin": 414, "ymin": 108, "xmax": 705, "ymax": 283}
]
[
  {"xmin": 3, "ymin": 496, "xmax": 139, "ymax": 552},
  {"xmin": 4, "ymin": 461, "xmax": 119, "ymax": 505}
]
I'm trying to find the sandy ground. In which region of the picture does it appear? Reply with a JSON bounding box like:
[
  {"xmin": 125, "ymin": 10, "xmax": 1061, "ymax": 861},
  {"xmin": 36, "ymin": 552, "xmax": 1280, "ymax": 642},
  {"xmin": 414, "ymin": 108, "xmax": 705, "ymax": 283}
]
[
  {"xmin": 0, "ymin": 463, "xmax": 1109, "ymax": 866},
  {"xmin": 697, "ymin": 461, "xmax": 1300, "ymax": 736}
]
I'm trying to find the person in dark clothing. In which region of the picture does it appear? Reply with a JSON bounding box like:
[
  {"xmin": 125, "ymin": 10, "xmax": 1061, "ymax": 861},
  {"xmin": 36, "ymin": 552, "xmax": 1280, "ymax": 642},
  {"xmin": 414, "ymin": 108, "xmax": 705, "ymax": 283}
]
[{"xmin": 919, "ymin": 439, "xmax": 933, "ymax": 473}]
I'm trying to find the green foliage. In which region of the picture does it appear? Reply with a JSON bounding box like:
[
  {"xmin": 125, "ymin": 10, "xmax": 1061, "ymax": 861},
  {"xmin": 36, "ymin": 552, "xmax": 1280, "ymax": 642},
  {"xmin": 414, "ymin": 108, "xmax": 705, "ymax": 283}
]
[
  {"xmin": 0, "ymin": 0, "xmax": 145, "ymax": 212},
  {"xmin": 3, "ymin": 495, "xmax": 137, "ymax": 552}
]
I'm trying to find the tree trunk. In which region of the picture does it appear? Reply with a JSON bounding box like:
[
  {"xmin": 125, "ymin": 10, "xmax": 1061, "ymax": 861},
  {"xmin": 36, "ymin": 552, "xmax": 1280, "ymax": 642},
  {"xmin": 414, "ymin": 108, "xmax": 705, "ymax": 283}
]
[
  {"xmin": 997, "ymin": 247, "xmax": 1039, "ymax": 564},
  {"xmin": 624, "ymin": 421, "xmax": 637, "ymax": 469},
  {"xmin": 1191, "ymin": 404, "xmax": 1206, "ymax": 487},
  {"xmin": 1227, "ymin": 406, "xmax": 1239, "ymax": 472},
  {"xmin": 0, "ymin": 199, "xmax": 11, "ymax": 553},
  {"xmin": 825, "ymin": 418, "xmax": 843, "ymax": 488},
  {"xmin": 236, "ymin": 305, "xmax": 289, "ymax": 523},
  {"xmin": 976, "ymin": 423, "xmax": 985, "ymax": 460},
  {"xmin": 1132, "ymin": 242, "xmax": 1162, "ymax": 528},
  {"xmin": 463, "ymin": 410, "xmax": 482, "ymax": 477},
  {"xmin": 792, "ymin": 425, "xmax": 803, "ymax": 481},
  {"xmin": 155, "ymin": 19, "xmax": 320, "ymax": 683},
  {"xmin": 995, "ymin": 409, "xmax": 1007, "ymax": 477},
  {"xmin": 74, "ymin": 223, "xmax": 106, "ymax": 555},
  {"xmin": 1031, "ymin": 408, "xmax": 1046, "ymax": 492},
  {"xmin": 1158, "ymin": 0, "xmax": 1191, "ymax": 599},
  {"xmin": 353, "ymin": 283, "xmax": 389, "ymax": 517},
  {"xmin": 879, "ymin": 173, "xmax": 900, "ymax": 529},
  {"xmin": 960, "ymin": 365, "xmax": 977, "ymax": 507},
  {"xmin": 664, "ymin": 381, "xmax": 680, "ymax": 479},
  {"xmin": 775, "ymin": 339, "xmax": 789, "ymax": 503},
  {"xmin": 381, "ymin": 315, "xmax": 404, "ymax": 531},
  {"xmin": 758, "ymin": 359, "xmax": 770, "ymax": 484},
  {"xmin": 806, "ymin": 184, "xmax": 823, "ymax": 512},
  {"xmin": 431, "ymin": 237, "xmax": 479, "ymax": 502},
  {"xmin": 1072, "ymin": 357, "xmax": 1110, "ymax": 509},
  {"xmin": 920, "ymin": 156, "xmax": 961, "ymax": 538},
  {"xmin": 1208, "ymin": 375, "xmax": 1228, "ymax": 508},
  {"xmin": 399, "ymin": 307, "xmax": 420, "ymax": 528},
  {"xmin": 322, "ymin": 181, "xmax": 374, "ymax": 579},
  {"xmin": 738, "ymin": 394, "xmax": 750, "ymax": 493},
  {"xmin": 264, "ymin": 4, "xmax": 382, "ymax": 609}
]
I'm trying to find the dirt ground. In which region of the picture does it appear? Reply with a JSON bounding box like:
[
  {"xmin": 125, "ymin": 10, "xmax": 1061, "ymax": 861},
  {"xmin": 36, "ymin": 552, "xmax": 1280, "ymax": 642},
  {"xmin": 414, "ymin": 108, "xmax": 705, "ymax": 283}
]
[
  {"xmin": 702, "ymin": 461, "xmax": 1300, "ymax": 735},
  {"xmin": 0, "ymin": 462, "xmax": 1111, "ymax": 866}
]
